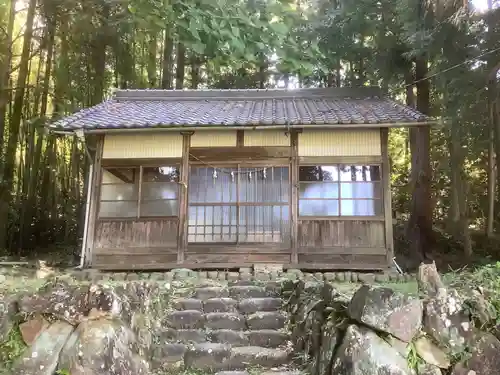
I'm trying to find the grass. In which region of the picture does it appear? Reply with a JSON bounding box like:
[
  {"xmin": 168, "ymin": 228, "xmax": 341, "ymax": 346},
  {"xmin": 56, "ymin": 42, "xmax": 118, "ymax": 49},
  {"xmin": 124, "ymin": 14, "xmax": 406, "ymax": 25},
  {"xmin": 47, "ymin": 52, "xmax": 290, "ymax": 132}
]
[{"xmin": 0, "ymin": 324, "xmax": 27, "ymax": 374}]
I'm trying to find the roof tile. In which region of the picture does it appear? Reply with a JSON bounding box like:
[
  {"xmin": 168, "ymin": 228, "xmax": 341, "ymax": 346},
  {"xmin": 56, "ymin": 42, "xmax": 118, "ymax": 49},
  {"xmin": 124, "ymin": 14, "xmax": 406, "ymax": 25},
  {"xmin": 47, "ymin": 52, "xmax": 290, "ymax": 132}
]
[{"xmin": 50, "ymin": 88, "xmax": 430, "ymax": 130}]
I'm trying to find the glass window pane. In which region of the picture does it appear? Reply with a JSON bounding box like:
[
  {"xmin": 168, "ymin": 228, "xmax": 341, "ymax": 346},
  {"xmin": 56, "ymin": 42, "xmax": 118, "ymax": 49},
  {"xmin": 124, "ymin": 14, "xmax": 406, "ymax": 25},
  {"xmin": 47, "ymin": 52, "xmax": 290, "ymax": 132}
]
[
  {"xmin": 141, "ymin": 200, "xmax": 178, "ymax": 217},
  {"xmin": 299, "ymin": 166, "xmax": 338, "ymax": 182},
  {"xmin": 340, "ymin": 182, "xmax": 381, "ymax": 199},
  {"xmin": 141, "ymin": 182, "xmax": 178, "ymax": 200},
  {"xmin": 299, "ymin": 199, "xmax": 339, "ymax": 216},
  {"xmin": 239, "ymin": 167, "xmax": 289, "ymax": 203},
  {"xmin": 299, "ymin": 182, "xmax": 339, "ymax": 199},
  {"xmin": 100, "ymin": 184, "xmax": 138, "ymax": 201},
  {"xmin": 99, "ymin": 201, "xmax": 137, "ymax": 218},
  {"xmin": 339, "ymin": 165, "xmax": 381, "ymax": 181},
  {"xmin": 102, "ymin": 168, "xmax": 138, "ymax": 184},
  {"xmin": 189, "ymin": 167, "xmax": 237, "ymax": 203},
  {"xmin": 143, "ymin": 166, "xmax": 179, "ymax": 182},
  {"xmin": 340, "ymin": 199, "xmax": 382, "ymax": 216}
]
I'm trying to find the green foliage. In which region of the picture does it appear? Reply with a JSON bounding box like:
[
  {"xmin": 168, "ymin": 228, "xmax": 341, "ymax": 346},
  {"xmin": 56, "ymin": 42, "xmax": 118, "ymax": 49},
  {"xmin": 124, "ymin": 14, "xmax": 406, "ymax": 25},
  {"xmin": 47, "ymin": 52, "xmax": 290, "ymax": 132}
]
[{"xmin": 0, "ymin": 324, "xmax": 27, "ymax": 373}]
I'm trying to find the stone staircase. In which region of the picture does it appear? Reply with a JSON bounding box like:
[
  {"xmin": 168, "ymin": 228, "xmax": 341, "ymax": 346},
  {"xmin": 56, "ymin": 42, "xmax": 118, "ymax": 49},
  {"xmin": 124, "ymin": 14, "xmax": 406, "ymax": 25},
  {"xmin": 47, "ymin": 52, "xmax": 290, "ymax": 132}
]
[{"xmin": 152, "ymin": 282, "xmax": 299, "ymax": 374}]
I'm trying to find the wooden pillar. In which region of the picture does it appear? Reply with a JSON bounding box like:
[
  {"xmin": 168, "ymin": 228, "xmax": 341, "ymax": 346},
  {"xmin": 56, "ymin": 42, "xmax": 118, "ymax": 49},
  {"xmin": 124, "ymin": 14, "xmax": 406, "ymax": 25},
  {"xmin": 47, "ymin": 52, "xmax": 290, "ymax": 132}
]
[
  {"xmin": 84, "ymin": 134, "xmax": 104, "ymax": 268},
  {"xmin": 178, "ymin": 131, "xmax": 192, "ymax": 263},
  {"xmin": 236, "ymin": 129, "xmax": 244, "ymax": 147},
  {"xmin": 381, "ymin": 128, "xmax": 394, "ymax": 268},
  {"xmin": 290, "ymin": 130, "xmax": 299, "ymax": 264}
]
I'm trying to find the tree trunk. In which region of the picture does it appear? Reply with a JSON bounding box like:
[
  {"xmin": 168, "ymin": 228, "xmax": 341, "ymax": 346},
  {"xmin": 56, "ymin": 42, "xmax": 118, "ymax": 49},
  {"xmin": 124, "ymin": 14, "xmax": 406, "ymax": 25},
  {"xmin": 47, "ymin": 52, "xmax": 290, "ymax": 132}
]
[
  {"xmin": 161, "ymin": 29, "xmax": 173, "ymax": 89},
  {"xmin": 175, "ymin": 42, "xmax": 185, "ymax": 90},
  {"xmin": 90, "ymin": 4, "xmax": 109, "ymax": 105},
  {"xmin": 0, "ymin": 0, "xmax": 16, "ymax": 159},
  {"xmin": 0, "ymin": 0, "xmax": 37, "ymax": 250},
  {"xmin": 487, "ymin": 0, "xmax": 498, "ymax": 235},
  {"xmin": 147, "ymin": 33, "xmax": 158, "ymax": 88},
  {"xmin": 190, "ymin": 57, "xmax": 200, "ymax": 89},
  {"xmin": 407, "ymin": 56, "xmax": 433, "ymax": 261}
]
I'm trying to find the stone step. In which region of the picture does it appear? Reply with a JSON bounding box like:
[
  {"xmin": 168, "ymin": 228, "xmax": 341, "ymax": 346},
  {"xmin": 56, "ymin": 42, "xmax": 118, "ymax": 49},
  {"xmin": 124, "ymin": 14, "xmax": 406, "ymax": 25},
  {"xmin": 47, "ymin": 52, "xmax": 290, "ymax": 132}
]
[
  {"xmin": 183, "ymin": 343, "xmax": 291, "ymax": 371},
  {"xmin": 204, "ymin": 298, "xmax": 238, "ymax": 313},
  {"xmin": 238, "ymin": 298, "xmax": 282, "ymax": 314},
  {"xmin": 192, "ymin": 285, "xmax": 275, "ymax": 302},
  {"xmin": 172, "ymin": 296, "xmax": 283, "ymax": 314},
  {"xmin": 247, "ymin": 312, "xmax": 287, "ymax": 330},
  {"xmin": 206, "ymin": 312, "xmax": 246, "ymax": 330},
  {"xmin": 228, "ymin": 346, "xmax": 291, "ymax": 369},
  {"xmin": 229, "ymin": 285, "xmax": 267, "ymax": 299},
  {"xmin": 216, "ymin": 371, "xmax": 302, "ymax": 375},
  {"xmin": 165, "ymin": 310, "xmax": 287, "ymax": 331},
  {"xmin": 163, "ymin": 328, "xmax": 290, "ymax": 348}
]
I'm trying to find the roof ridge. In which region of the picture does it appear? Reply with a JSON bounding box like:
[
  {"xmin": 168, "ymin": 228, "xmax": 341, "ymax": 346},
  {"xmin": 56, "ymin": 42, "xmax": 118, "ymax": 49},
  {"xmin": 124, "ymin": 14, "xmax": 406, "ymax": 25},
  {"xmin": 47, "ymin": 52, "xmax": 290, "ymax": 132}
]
[{"xmin": 113, "ymin": 87, "xmax": 386, "ymax": 102}]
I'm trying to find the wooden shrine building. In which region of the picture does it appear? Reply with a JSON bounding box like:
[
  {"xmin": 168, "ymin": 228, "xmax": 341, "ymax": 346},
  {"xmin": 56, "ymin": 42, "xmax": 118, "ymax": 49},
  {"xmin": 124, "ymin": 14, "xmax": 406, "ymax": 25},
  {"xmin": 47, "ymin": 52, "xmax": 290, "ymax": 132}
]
[{"xmin": 49, "ymin": 87, "xmax": 432, "ymax": 271}]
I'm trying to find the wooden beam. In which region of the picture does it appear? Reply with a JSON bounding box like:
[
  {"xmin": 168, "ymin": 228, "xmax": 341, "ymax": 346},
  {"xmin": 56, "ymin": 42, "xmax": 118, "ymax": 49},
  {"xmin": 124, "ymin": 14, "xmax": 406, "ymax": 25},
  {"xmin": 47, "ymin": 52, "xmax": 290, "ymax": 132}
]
[
  {"xmin": 107, "ymin": 168, "xmax": 134, "ymax": 183},
  {"xmin": 290, "ymin": 131, "xmax": 299, "ymax": 263},
  {"xmin": 236, "ymin": 130, "xmax": 245, "ymax": 147},
  {"xmin": 380, "ymin": 128, "xmax": 394, "ymax": 269},
  {"xmin": 101, "ymin": 158, "xmax": 181, "ymax": 167},
  {"xmin": 298, "ymin": 155, "xmax": 383, "ymax": 165},
  {"xmin": 85, "ymin": 135, "xmax": 104, "ymax": 268},
  {"xmin": 177, "ymin": 132, "xmax": 192, "ymax": 263},
  {"xmin": 190, "ymin": 146, "xmax": 291, "ymax": 161}
]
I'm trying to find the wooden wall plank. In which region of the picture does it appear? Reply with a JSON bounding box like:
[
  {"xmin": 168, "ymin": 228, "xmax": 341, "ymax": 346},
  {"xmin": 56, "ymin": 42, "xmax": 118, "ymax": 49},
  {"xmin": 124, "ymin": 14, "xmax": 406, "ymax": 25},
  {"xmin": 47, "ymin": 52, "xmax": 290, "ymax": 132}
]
[
  {"xmin": 298, "ymin": 129, "xmax": 381, "ymax": 156},
  {"xmin": 94, "ymin": 253, "xmax": 178, "ymax": 269},
  {"xmin": 297, "ymin": 220, "xmax": 385, "ymax": 248},
  {"xmin": 381, "ymin": 128, "xmax": 394, "ymax": 268},
  {"xmin": 178, "ymin": 132, "xmax": 192, "ymax": 262},
  {"xmin": 296, "ymin": 253, "xmax": 387, "ymax": 269},
  {"xmin": 191, "ymin": 131, "xmax": 236, "ymax": 147},
  {"xmin": 86, "ymin": 135, "xmax": 104, "ymax": 267},
  {"xmin": 103, "ymin": 133, "xmax": 183, "ymax": 158},
  {"xmin": 290, "ymin": 131, "xmax": 299, "ymax": 263},
  {"xmin": 94, "ymin": 219, "xmax": 178, "ymax": 249}
]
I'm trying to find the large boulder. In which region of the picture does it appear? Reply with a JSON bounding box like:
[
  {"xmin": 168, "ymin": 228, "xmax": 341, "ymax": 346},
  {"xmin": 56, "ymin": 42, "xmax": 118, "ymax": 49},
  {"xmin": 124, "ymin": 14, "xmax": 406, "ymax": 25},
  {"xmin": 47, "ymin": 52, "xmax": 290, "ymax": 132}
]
[
  {"xmin": 414, "ymin": 336, "xmax": 450, "ymax": 369},
  {"xmin": 18, "ymin": 280, "xmax": 167, "ymax": 328},
  {"xmin": 423, "ymin": 289, "xmax": 474, "ymax": 356},
  {"xmin": 11, "ymin": 320, "xmax": 74, "ymax": 375},
  {"xmin": 451, "ymin": 332, "xmax": 500, "ymax": 375},
  {"xmin": 18, "ymin": 281, "xmax": 91, "ymax": 325},
  {"xmin": 348, "ymin": 285, "xmax": 422, "ymax": 342},
  {"xmin": 317, "ymin": 322, "xmax": 340, "ymax": 375},
  {"xmin": 331, "ymin": 324, "xmax": 412, "ymax": 375},
  {"xmin": 57, "ymin": 317, "xmax": 149, "ymax": 375}
]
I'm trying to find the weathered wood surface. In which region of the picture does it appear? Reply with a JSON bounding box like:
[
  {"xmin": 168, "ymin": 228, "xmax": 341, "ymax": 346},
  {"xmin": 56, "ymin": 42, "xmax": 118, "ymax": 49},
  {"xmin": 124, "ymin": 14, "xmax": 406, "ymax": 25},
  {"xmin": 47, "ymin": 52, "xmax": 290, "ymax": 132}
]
[
  {"xmin": 190, "ymin": 146, "xmax": 291, "ymax": 161},
  {"xmin": 184, "ymin": 245, "xmax": 291, "ymax": 264},
  {"xmin": 297, "ymin": 219, "xmax": 386, "ymax": 248},
  {"xmin": 94, "ymin": 219, "xmax": 178, "ymax": 248}
]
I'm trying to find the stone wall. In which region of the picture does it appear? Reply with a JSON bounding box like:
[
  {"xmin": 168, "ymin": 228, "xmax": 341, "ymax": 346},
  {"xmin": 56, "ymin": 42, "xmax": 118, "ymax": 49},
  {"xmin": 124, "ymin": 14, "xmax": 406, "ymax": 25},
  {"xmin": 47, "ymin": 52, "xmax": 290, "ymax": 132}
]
[
  {"xmin": 0, "ymin": 265, "xmax": 415, "ymax": 284},
  {"xmin": 283, "ymin": 264, "xmax": 500, "ymax": 375},
  {"xmin": 1, "ymin": 264, "xmax": 494, "ymax": 375}
]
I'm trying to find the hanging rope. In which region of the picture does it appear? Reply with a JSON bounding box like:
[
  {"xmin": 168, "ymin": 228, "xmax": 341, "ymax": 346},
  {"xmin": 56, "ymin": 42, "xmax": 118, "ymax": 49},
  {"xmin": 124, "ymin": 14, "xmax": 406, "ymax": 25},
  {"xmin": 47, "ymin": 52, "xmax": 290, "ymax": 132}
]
[{"xmin": 189, "ymin": 152, "xmax": 270, "ymax": 175}]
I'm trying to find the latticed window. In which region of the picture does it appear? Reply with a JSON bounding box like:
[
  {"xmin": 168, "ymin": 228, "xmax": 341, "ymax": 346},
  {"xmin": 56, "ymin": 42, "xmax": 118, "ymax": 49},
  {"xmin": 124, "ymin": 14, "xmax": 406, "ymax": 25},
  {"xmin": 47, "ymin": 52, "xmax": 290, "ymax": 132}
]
[
  {"xmin": 298, "ymin": 165, "xmax": 382, "ymax": 217},
  {"xmin": 98, "ymin": 166, "xmax": 179, "ymax": 218},
  {"xmin": 187, "ymin": 166, "xmax": 290, "ymax": 244}
]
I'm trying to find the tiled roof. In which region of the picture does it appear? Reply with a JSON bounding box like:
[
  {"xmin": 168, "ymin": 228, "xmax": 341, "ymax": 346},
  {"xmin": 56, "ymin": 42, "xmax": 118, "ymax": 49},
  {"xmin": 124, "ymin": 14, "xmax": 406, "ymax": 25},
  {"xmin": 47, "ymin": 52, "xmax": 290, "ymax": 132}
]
[{"xmin": 49, "ymin": 87, "xmax": 431, "ymax": 131}]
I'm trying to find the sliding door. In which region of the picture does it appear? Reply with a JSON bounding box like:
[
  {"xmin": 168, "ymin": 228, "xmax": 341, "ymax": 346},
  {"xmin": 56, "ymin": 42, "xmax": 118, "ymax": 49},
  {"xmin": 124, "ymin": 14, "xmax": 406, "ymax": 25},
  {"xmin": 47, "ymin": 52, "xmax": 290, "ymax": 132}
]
[{"xmin": 187, "ymin": 165, "xmax": 290, "ymax": 244}]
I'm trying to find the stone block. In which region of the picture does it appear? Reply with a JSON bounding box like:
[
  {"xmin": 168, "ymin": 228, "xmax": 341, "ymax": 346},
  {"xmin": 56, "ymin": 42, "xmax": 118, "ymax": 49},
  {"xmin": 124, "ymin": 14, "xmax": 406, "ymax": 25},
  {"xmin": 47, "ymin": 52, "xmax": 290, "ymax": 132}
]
[
  {"xmin": 238, "ymin": 298, "xmax": 282, "ymax": 314},
  {"xmin": 229, "ymin": 285, "xmax": 266, "ymax": 299},
  {"xmin": 205, "ymin": 312, "xmax": 246, "ymax": 330},
  {"xmin": 184, "ymin": 343, "xmax": 232, "ymax": 370},
  {"xmin": 166, "ymin": 310, "xmax": 204, "ymax": 329},
  {"xmin": 204, "ymin": 298, "xmax": 238, "ymax": 313},
  {"xmin": 246, "ymin": 312, "xmax": 286, "ymax": 330}
]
